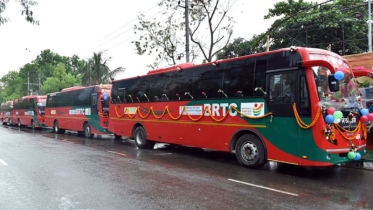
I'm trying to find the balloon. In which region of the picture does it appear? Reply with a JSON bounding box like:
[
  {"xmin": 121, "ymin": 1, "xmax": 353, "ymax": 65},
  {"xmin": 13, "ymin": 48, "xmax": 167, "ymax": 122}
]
[
  {"xmin": 104, "ymin": 95, "xmax": 108, "ymax": 100},
  {"xmin": 327, "ymin": 107, "xmax": 336, "ymax": 115},
  {"xmin": 325, "ymin": 114, "xmax": 334, "ymax": 124},
  {"xmin": 347, "ymin": 151, "xmax": 357, "ymax": 160},
  {"xmin": 337, "ymin": 67, "xmax": 347, "ymax": 74},
  {"xmin": 360, "ymin": 108, "xmax": 369, "ymax": 116},
  {"xmin": 360, "ymin": 115, "xmax": 368, "ymax": 123},
  {"xmin": 333, "ymin": 118, "xmax": 341, "ymax": 124},
  {"xmin": 333, "ymin": 111, "xmax": 343, "ymax": 119},
  {"xmin": 368, "ymin": 113, "xmax": 373, "ymax": 121},
  {"xmin": 354, "ymin": 153, "xmax": 362, "ymax": 161},
  {"xmin": 334, "ymin": 71, "xmax": 345, "ymax": 80}
]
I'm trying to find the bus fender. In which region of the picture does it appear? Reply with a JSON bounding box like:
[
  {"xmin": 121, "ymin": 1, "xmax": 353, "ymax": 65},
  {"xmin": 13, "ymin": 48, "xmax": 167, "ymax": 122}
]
[
  {"xmin": 229, "ymin": 129, "xmax": 268, "ymax": 158},
  {"xmin": 131, "ymin": 122, "xmax": 146, "ymax": 140}
]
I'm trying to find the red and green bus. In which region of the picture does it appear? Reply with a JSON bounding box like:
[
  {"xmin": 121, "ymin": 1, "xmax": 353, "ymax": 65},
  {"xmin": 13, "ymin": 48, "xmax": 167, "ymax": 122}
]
[
  {"xmin": 108, "ymin": 47, "xmax": 367, "ymax": 168},
  {"xmin": 0, "ymin": 100, "xmax": 14, "ymax": 125},
  {"xmin": 13, "ymin": 95, "xmax": 47, "ymax": 129},
  {"xmin": 45, "ymin": 85, "xmax": 113, "ymax": 138}
]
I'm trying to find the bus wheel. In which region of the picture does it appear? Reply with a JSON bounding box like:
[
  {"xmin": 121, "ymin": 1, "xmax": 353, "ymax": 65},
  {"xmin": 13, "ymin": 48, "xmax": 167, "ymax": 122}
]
[
  {"xmin": 84, "ymin": 123, "xmax": 94, "ymax": 139},
  {"xmin": 9, "ymin": 118, "xmax": 13, "ymax": 125},
  {"xmin": 17, "ymin": 119, "xmax": 21, "ymax": 127},
  {"xmin": 235, "ymin": 134, "xmax": 267, "ymax": 169},
  {"xmin": 134, "ymin": 126, "xmax": 155, "ymax": 149},
  {"xmin": 54, "ymin": 120, "xmax": 65, "ymax": 134},
  {"xmin": 114, "ymin": 134, "xmax": 122, "ymax": 140}
]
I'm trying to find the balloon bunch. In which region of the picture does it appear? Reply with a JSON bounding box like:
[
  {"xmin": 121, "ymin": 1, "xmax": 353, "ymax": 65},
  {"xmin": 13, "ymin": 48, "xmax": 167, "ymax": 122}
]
[
  {"xmin": 324, "ymin": 107, "xmax": 343, "ymax": 124},
  {"xmin": 347, "ymin": 144, "xmax": 362, "ymax": 160},
  {"xmin": 359, "ymin": 108, "xmax": 373, "ymax": 123}
]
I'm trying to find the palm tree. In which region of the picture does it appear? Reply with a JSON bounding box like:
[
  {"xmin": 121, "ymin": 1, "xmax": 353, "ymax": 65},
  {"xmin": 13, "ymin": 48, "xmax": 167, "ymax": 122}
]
[{"xmin": 82, "ymin": 51, "xmax": 125, "ymax": 86}]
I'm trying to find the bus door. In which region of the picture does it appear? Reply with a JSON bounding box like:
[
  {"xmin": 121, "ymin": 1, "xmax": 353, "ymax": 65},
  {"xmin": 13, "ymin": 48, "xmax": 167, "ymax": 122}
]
[
  {"xmin": 266, "ymin": 70, "xmax": 299, "ymax": 164},
  {"xmin": 91, "ymin": 93, "xmax": 98, "ymax": 125},
  {"xmin": 295, "ymin": 70, "xmax": 313, "ymax": 162}
]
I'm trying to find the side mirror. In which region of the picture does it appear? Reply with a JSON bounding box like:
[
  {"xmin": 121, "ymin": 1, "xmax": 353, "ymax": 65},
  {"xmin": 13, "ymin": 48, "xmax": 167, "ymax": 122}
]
[{"xmin": 328, "ymin": 75, "xmax": 340, "ymax": 92}]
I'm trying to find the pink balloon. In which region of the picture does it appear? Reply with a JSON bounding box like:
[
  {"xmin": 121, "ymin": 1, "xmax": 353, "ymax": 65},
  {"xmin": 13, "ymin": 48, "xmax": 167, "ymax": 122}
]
[
  {"xmin": 327, "ymin": 107, "xmax": 336, "ymax": 115},
  {"xmin": 337, "ymin": 67, "xmax": 347, "ymax": 74},
  {"xmin": 368, "ymin": 113, "xmax": 373, "ymax": 121},
  {"xmin": 360, "ymin": 115, "xmax": 368, "ymax": 123}
]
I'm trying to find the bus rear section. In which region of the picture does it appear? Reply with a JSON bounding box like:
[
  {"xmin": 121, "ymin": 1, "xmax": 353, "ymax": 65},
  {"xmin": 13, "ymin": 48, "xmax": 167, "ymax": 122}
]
[
  {"xmin": 0, "ymin": 100, "xmax": 13, "ymax": 125},
  {"xmin": 13, "ymin": 95, "xmax": 47, "ymax": 129},
  {"xmin": 44, "ymin": 85, "xmax": 112, "ymax": 138},
  {"xmin": 108, "ymin": 47, "xmax": 366, "ymax": 169}
]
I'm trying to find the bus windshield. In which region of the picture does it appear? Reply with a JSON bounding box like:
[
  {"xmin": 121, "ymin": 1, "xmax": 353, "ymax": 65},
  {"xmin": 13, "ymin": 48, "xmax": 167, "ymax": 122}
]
[{"xmin": 310, "ymin": 53, "xmax": 360, "ymax": 110}]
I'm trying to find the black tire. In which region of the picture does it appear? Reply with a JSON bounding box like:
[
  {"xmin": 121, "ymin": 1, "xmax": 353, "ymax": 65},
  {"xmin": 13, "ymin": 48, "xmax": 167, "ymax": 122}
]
[
  {"xmin": 84, "ymin": 122, "xmax": 94, "ymax": 139},
  {"xmin": 134, "ymin": 126, "xmax": 155, "ymax": 149},
  {"xmin": 54, "ymin": 120, "xmax": 65, "ymax": 134},
  {"xmin": 114, "ymin": 134, "xmax": 122, "ymax": 140},
  {"xmin": 235, "ymin": 134, "xmax": 267, "ymax": 169},
  {"xmin": 17, "ymin": 119, "xmax": 21, "ymax": 127},
  {"xmin": 9, "ymin": 118, "xmax": 13, "ymax": 126},
  {"xmin": 31, "ymin": 120, "xmax": 35, "ymax": 130}
]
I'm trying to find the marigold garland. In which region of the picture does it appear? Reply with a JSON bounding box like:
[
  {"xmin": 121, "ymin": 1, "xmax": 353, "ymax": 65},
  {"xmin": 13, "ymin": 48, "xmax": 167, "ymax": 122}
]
[
  {"xmin": 293, "ymin": 103, "xmax": 321, "ymax": 129},
  {"xmin": 114, "ymin": 105, "xmax": 273, "ymax": 122}
]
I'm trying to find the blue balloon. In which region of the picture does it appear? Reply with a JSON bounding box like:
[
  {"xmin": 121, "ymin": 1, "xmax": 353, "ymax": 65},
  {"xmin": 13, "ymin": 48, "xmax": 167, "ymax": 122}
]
[
  {"xmin": 354, "ymin": 153, "xmax": 361, "ymax": 161},
  {"xmin": 334, "ymin": 71, "xmax": 345, "ymax": 80},
  {"xmin": 104, "ymin": 95, "xmax": 108, "ymax": 100},
  {"xmin": 361, "ymin": 108, "xmax": 369, "ymax": 116},
  {"xmin": 325, "ymin": 114, "xmax": 334, "ymax": 124}
]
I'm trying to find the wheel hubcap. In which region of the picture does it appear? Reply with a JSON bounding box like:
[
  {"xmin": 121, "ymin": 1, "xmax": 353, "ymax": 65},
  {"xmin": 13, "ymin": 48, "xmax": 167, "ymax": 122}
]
[
  {"xmin": 136, "ymin": 132, "xmax": 144, "ymax": 145},
  {"xmin": 241, "ymin": 141, "xmax": 258, "ymax": 161}
]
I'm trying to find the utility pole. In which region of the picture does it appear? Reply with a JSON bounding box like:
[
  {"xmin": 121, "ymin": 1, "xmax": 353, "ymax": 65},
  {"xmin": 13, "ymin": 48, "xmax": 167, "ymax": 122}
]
[
  {"xmin": 369, "ymin": 0, "xmax": 372, "ymax": 52},
  {"xmin": 27, "ymin": 72, "xmax": 30, "ymax": 96},
  {"xmin": 38, "ymin": 72, "xmax": 41, "ymax": 95},
  {"xmin": 178, "ymin": 0, "xmax": 190, "ymax": 63},
  {"xmin": 185, "ymin": 0, "xmax": 190, "ymax": 62},
  {"xmin": 25, "ymin": 71, "xmax": 40, "ymax": 96}
]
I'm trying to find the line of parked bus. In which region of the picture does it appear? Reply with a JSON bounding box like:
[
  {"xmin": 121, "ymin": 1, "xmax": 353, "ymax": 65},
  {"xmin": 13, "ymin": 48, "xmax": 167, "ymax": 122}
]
[
  {"xmin": 0, "ymin": 47, "xmax": 369, "ymax": 169},
  {"xmin": 0, "ymin": 84, "xmax": 114, "ymax": 139}
]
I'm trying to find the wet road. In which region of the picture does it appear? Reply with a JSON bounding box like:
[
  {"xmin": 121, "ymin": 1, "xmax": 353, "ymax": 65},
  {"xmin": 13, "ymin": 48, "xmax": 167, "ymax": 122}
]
[{"xmin": 0, "ymin": 125, "xmax": 372, "ymax": 210}]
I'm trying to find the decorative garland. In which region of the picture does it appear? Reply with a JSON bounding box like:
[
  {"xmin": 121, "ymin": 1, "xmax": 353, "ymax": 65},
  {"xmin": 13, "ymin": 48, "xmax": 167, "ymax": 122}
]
[
  {"xmin": 293, "ymin": 103, "xmax": 321, "ymax": 129},
  {"xmin": 98, "ymin": 112, "xmax": 109, "ymax": 118},
  {"xmin": 114, "ymin": 105, "xmax": 273, "ymax": 122}
]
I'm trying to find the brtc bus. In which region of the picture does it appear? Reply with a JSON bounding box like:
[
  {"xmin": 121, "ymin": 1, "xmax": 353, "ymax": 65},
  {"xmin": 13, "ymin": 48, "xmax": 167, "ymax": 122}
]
[
  {"xmin": 13, "ymin": 95, "xmax": 47, "ymax": 129},
  {"xmin": 0, "ymin": 100, "xmax": 14, "ymax": 125},
  {"xmin": 108, "ymin": 47, "xmax": 367, "ymax": 168},
  {"xmin": 45, "ymin": 85, "xmax": 112, "ymax": 138}
]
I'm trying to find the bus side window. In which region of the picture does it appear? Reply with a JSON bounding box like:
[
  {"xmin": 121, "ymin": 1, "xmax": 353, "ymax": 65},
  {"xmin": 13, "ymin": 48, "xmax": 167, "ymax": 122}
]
[
  {"xmin": 300, "ymin": 76, "xmax": 310, "ymax": 108},
  {"xmin": 117, "ymin": 88, "xmax": 126, "ymax": 103}
]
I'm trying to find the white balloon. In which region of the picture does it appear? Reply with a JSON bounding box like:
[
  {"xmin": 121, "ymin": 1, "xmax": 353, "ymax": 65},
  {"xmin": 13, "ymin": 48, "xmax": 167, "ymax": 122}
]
[{"xmin": 333, "ymin": 118, "xmax": 341, "ymax": 124}]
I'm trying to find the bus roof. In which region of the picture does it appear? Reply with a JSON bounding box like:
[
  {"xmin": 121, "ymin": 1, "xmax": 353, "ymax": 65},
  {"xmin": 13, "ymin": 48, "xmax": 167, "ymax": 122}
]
[
  {"xmin": 60, "ymin": 84, "xmax": 112, "ymax": 92},
  {"xmin": 112, "ymin": 47, "xmax": 344, "ymax": 83}
]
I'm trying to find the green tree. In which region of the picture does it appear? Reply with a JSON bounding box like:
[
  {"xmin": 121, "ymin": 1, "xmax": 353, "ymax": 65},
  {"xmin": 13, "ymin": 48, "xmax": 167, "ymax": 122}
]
[
  {"xmin": 260, "ymin": 0, "xmax": 368, "ymax": 55},
  {"xmin": 41, "ymin": 63, "xmax": 81, "ymax": 94},
  {"xmin": 18, "ymin": 63, "xmax": 40, "ymax": 96},
  {"xmin": 82, "ymin": 51, "xmax": 125, "ymax": 86},
  {"xmin": 0, "ymin": 0, "xmax": 39, "ymax": 26},
  {"xmin": 0, "ymin": 71, "xmax": 23, "ymax": 101},
  {"xmin": 33, "ymin": 49, "xmax": 85, "ymax": 80},
  {"xmin": 133, "ymin": 0, "xmax": 236, "ymax": 67},
  {"xmin": 216, "ymin": 35, "xmax": 267, "ymax": 59}
]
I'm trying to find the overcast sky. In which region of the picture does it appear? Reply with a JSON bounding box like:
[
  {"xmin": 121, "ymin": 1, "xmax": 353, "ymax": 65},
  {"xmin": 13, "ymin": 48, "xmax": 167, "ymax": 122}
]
[{"xmin": 0, "ymin": 0, "xmax": 288, "ymax": 80}]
